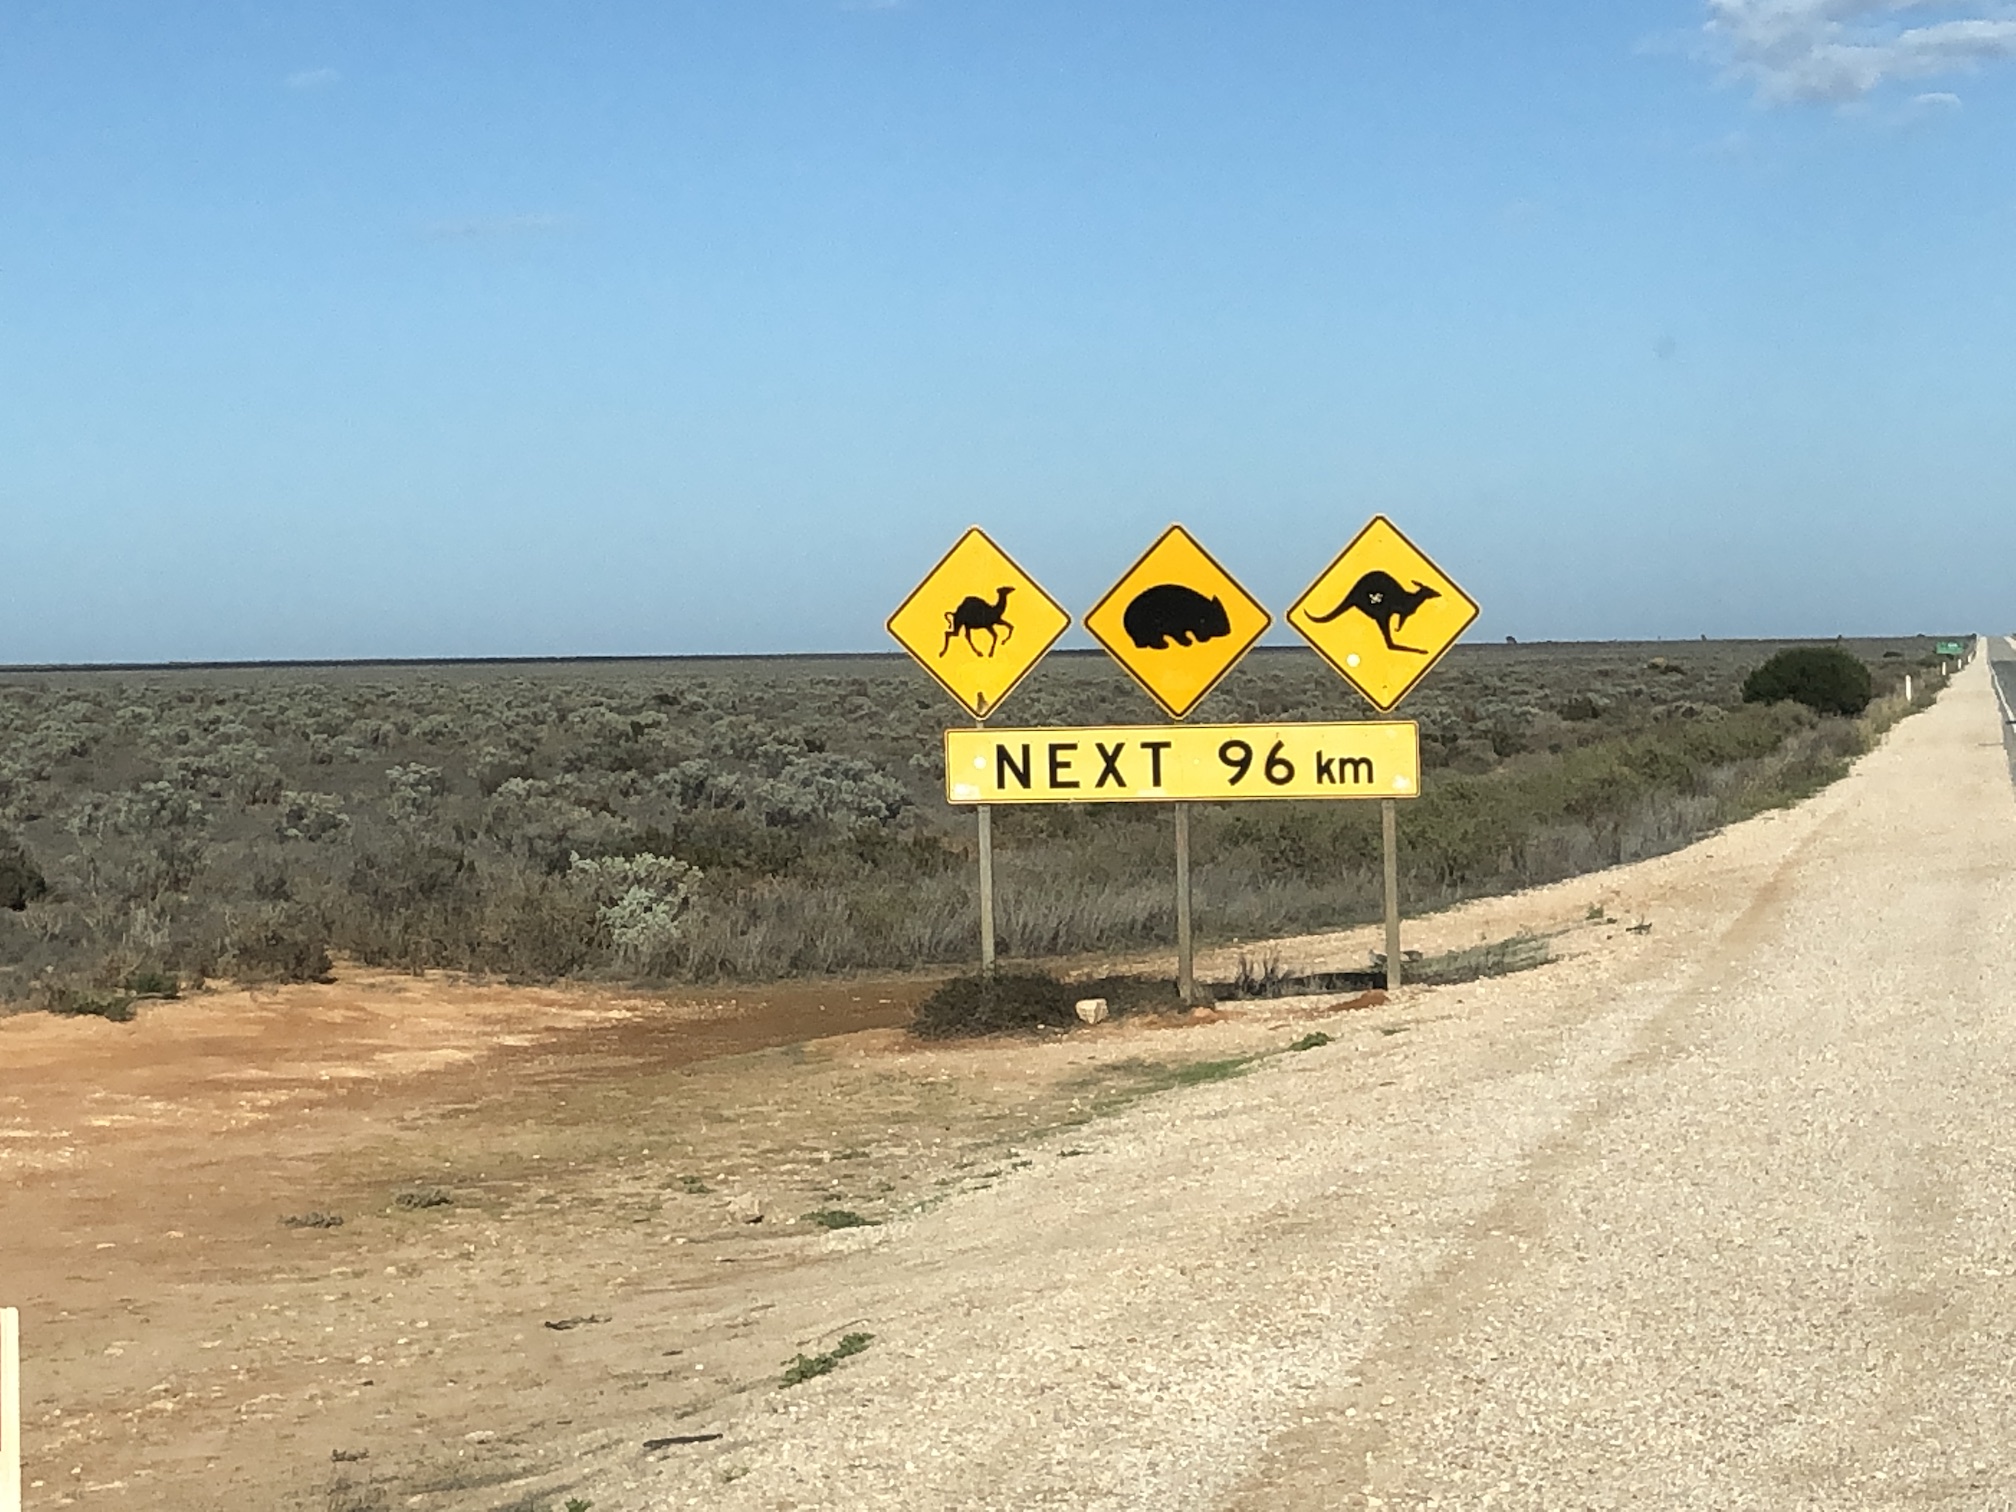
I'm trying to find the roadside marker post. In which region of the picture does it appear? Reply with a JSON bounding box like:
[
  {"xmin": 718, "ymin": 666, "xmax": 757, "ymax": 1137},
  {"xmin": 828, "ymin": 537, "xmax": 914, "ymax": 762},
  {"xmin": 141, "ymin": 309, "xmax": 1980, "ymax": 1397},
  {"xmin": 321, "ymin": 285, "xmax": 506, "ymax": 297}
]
[{"xmin": 3, "ymin": 1306, "xmax": 20, "ymax": 1512}]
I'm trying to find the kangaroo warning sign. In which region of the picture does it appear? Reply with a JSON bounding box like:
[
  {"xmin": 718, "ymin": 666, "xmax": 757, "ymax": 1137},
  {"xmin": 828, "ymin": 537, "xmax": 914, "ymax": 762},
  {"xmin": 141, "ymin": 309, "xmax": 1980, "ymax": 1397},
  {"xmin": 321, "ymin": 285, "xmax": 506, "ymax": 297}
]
[
  {"xmin": 945, "ymin": 721, "xmax": 1419, "ymax": 804},
  {"xmin": 887, "ymin": 527, "xmax": 1071, "ymax": 720},
  {"xmin": 1084, "ymin": 525, "xmax": 1271, "ymax": 720},
  {"xmin": 1287, "ymin": 515, "xmax": 1479, "ymax": 712}
]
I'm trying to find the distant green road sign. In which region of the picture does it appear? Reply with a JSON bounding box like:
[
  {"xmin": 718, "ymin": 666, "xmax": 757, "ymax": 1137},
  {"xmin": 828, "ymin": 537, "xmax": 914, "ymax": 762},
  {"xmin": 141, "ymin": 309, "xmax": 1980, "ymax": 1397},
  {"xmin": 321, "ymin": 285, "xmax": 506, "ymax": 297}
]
[{"xmin": 1935, "ymin": 640, "xmax": 1967, "ymax": 657}]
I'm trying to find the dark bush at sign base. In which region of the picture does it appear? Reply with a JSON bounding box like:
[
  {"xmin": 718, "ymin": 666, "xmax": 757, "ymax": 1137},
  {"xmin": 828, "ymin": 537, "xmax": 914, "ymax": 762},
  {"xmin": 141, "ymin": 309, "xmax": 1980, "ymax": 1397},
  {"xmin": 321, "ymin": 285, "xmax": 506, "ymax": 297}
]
[
  {"xmin": 910, "ymin": 971, "xmax": 1080, "ymax": 1039},
  {"xmin": 1740, "ymin": 646, "xmax": 1873, "ymax": 717}
]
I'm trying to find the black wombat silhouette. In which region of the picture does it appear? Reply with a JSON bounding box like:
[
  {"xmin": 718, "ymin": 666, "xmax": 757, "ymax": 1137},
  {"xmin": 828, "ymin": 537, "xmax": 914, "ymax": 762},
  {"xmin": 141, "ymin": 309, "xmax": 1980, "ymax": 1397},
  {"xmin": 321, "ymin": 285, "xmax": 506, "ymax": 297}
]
[
  {"xmin": 1123, "ymin": 584, "xmax": 1231, "ymax": 650},
  {"xmin": 941, "ymin": 586, "xmax": 1015, "ymax": 657},
  {"xmin": 1306, "ymin": 571, "xmax": 1440, "ymax": 654}
]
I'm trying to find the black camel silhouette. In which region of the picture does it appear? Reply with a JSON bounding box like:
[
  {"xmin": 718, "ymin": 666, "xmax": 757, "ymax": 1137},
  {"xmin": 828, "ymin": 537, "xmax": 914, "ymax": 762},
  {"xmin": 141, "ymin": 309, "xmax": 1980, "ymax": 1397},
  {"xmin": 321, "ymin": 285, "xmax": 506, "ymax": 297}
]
[
  {"xmin": 1306, "ymin": 571, "xmax": 1440, "ymax": 654},
  {"xmin": 942, "ymin": 586, "xmax": 1015, "ymax": 657}
]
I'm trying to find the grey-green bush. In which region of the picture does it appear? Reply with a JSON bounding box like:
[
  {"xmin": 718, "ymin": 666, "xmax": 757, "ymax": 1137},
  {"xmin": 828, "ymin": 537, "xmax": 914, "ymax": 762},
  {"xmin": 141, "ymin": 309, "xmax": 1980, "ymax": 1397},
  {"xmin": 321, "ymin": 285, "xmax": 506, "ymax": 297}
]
[{"xmin": 1741, "ymin": 646, "xmax": 1873, "ymax": 717}]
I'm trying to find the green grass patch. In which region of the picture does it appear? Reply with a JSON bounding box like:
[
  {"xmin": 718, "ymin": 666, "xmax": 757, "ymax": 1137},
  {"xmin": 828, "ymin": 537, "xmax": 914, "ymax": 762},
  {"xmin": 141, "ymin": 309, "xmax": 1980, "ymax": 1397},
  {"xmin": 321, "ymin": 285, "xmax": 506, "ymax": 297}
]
[
  {"xmin": 780, "ymin": 1331, "xmax": 873, "ymax": 1387},
  {"xmin": 802, "ymin": 1208, "xmax": 876, "ymax": 1230},
  {"xmin": 1164, "ymin": 1056, "xmax": 1254, "ymax": 1088},
  {"xmin": 1062, "ymin": 1053, "xmax": 1261, "ymax": 1122}
]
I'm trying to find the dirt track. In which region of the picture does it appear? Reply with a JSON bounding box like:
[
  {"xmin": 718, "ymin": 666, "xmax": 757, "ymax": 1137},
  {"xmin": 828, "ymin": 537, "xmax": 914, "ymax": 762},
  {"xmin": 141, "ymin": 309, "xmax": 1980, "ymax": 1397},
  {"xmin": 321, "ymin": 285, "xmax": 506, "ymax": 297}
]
[{"xmin": 4, "ymin": 652, "xmax": 2011, "ymax": 1509}]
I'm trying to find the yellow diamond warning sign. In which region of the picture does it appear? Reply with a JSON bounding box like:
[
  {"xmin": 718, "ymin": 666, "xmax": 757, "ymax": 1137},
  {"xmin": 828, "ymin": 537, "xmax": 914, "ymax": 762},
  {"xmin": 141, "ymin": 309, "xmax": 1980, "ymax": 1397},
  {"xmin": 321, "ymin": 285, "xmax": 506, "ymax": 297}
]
[
  {"xmin": 1287, "ymin": 515, "xmax": 1478, "ymax": 712},
  {"xmin": 887, "ymin": 527, "xmax": 1070, "ymax": 720},
  {"xmin": 1083, "ymin": 525, "xmax": 1270, "ymax": 720}
]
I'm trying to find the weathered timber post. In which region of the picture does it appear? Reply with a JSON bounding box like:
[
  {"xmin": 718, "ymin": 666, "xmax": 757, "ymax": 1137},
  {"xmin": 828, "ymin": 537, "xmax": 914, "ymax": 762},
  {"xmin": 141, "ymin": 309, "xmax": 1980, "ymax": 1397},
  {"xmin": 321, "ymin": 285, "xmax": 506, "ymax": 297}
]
[
  {"xmin": 977, "ymin": 806, "xmax": 996, "ymax": 974},
  {"xmin": 975, "ymin": 716, "xmax": 996, "ymax": 974},
  {"xmin": 1382, "ymin": 797, "xmax": 1402, "ymax": 993},
  {"xmin": 1175, "ymin": 801, "xmax": 1196, "ymax": 1004},
  {"xmin": 2, "ymin": 1306, "xmax": 20, "ymax": 1512}
]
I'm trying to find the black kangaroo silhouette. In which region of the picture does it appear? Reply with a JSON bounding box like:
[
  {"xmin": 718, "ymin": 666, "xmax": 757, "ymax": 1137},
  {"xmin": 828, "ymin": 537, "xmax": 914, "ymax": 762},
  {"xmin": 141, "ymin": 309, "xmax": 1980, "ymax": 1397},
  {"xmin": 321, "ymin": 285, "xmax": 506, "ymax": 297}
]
[
  {"xmin": 1306, "ymin": 571, "xmax": 1440, "ymax": 653},
  {"xmin": 941, "ymin": 586, "xmax": 1015, "ymax": 657}
]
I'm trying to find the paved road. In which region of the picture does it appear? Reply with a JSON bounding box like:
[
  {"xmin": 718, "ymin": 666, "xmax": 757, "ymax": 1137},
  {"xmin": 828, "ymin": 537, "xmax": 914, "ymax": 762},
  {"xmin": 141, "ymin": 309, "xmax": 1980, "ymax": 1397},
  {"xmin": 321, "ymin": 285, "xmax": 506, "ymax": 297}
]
[
  {"xmin": 636, "ymin": 651, "xmax": 2016, "ymax": 1511},
  {"xmin": 1986, "ymin": 637, "xmax": 2016, "ymax": 784}
]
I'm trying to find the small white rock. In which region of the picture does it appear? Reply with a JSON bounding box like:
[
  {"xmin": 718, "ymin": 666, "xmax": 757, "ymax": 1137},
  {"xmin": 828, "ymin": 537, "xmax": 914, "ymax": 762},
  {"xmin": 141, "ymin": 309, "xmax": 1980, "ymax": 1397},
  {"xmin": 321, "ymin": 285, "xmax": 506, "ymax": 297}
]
[
  {"xmin": 1074, "ymin": 997, "xmax": 1109, "ymax": 1024},
  {"xmin": 726, "ymin": 1192, "xmax": 765, "ymax": 1224}
]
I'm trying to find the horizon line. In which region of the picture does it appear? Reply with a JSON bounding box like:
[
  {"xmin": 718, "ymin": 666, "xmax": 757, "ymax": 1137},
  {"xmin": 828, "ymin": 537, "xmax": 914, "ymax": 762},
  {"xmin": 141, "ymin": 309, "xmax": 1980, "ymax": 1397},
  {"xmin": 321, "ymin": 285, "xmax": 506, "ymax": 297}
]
[{"xmin": 0, "ymin": 634, "xmax": 1949, "ymax": 677}]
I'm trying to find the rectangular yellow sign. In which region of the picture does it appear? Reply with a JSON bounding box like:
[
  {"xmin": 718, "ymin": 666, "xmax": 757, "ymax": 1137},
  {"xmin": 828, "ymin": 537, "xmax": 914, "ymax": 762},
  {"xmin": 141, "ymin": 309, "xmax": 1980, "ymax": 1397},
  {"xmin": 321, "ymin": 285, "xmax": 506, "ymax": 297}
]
[{"xmin": 944, "ymin": 722, "xmax": 1420, "ymax": 804}]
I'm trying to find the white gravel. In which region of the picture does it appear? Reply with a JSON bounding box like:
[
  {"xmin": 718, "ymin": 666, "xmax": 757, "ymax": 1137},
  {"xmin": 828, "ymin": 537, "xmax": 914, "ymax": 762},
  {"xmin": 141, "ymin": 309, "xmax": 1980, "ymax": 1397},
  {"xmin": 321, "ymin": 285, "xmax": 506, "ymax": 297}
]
[{"xmin": 627, "ymin": 651, "xmax": 2016, "ymax": 1510}]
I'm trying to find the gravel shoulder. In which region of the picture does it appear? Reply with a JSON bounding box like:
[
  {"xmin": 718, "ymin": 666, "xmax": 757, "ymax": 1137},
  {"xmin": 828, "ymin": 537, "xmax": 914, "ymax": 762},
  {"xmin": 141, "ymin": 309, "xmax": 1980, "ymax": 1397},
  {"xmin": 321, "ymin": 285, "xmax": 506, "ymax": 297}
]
[{"xmin": 622, "ymin": 653, "xmax": 2016, "ymax": 1510}]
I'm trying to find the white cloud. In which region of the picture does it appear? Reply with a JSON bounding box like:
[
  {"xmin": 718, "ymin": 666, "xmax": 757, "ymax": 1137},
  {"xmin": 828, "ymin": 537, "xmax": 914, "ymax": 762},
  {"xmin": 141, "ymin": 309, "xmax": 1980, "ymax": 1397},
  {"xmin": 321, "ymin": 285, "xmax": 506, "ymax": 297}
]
[
  {"xmin": 1704, "ymin": 1, "xmax": 2016, "ymax": 102},
  {"xmin": 285, "ymin": 67, "xmax": 340, "ymax": 91}
]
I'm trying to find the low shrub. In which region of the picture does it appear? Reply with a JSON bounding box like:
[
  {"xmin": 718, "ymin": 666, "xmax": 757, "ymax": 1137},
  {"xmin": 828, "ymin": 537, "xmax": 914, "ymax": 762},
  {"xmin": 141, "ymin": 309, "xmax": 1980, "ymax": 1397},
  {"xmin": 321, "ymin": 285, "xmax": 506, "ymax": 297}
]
[
  {"xmin": 1741, "ymin": 646, "xmax": 1873, "ymax": 717},
  {"xmin": 910, "ymin": 971, "xmax": 1078, "ymax": 1038},
  {"xmin": 43, "ymin": 985, "xmax": 137, "ymax": 1022},
  {"xmin": 226, "ymin": 909, "xmax": 335, "ymax": 983},
  {"xmin": 122, "ymin": 968, "xmax": 179, "ymax": 999},
  {"xmin": 0, "ymin": 835, "xmax": 48, "ymax": 912}
]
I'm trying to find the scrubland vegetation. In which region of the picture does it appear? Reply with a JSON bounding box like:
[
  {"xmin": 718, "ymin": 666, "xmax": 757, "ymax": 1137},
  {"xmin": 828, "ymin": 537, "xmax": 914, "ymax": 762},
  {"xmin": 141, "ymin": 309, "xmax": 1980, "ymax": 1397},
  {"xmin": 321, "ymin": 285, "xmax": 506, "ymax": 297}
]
[{"xmin": 0, "ymin": 638, "xmax": 1947, "ymax": 1005}]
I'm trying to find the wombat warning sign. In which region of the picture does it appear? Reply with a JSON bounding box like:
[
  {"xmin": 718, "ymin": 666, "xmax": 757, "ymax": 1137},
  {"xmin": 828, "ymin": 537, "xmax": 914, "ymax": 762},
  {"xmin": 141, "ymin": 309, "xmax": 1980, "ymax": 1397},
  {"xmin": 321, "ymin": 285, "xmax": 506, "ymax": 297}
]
[{"xmin": 1083, "ymin": 525, "xmax": 1271, "ymax": 720}]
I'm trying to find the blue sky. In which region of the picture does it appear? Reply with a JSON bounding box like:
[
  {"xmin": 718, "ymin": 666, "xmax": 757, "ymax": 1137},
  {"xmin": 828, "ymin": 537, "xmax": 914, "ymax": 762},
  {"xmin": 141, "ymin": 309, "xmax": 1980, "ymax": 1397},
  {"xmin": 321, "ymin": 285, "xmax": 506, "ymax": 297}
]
[{"xmin": 4, "ymin": 1, "xmax": 2014, "ymax": 661}]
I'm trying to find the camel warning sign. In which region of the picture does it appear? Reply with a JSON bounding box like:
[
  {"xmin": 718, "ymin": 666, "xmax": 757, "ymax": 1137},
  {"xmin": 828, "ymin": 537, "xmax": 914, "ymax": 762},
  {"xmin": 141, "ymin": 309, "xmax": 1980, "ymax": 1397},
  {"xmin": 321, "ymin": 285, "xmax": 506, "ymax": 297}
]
[
  {"xmin": 1287, "ymin": 515, "xmax": 1478, "ymax": 712},
  {"xmin": 1084, "ymin": 525, "xmax": 1271, "ymax": 720},
  {"xmin": 887, "ymin": 527, "xmax": 1071, "ymax": 720},
  {"xmin": 944, "ymin": 721, "xmax": 1420, "ymax": 804}
]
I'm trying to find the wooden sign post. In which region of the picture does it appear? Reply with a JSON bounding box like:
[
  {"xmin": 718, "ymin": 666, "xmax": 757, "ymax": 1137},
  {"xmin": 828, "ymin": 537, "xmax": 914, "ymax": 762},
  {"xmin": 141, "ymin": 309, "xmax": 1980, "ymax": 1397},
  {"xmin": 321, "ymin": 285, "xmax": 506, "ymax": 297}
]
[
  {"xmin": 888, "ymin": 529, "xmax": 1071, "ymax": 974},
  {"xmin": 2, "ymin": 1306, "xmax": 21, "ymax": 1512},
  {"xmin": 1288, "ymin": 517, "xmax": 1479, "ymax": 990}
]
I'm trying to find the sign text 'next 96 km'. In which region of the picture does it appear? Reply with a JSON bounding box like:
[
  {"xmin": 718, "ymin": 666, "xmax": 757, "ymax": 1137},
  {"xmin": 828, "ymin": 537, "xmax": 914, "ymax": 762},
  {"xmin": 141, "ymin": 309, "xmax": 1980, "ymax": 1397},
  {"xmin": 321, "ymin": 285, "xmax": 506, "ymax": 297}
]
[{"xmin": 944, "ymin": 722, "xmax": 1420, "ymax": 805}]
